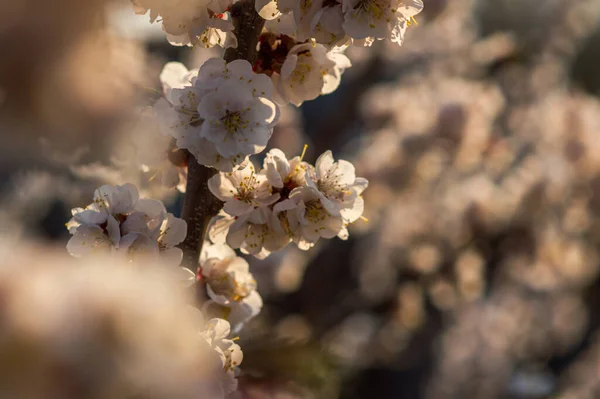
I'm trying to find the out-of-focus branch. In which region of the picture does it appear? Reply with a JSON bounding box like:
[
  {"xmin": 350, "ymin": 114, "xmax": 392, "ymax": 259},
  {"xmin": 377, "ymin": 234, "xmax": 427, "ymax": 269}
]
[{"xmin": 179, "ymin": 0, "xmax": 264, "ymax": 273}]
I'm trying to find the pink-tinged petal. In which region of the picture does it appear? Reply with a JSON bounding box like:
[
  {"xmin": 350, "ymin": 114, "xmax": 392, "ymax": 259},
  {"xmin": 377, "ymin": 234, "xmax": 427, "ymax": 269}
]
[
  {"xmin": 208, "ymin": 317, "xmax": 231, "ymax": 337},
  {"xmin": 256, "ymin": 0, "xmax": 281, "ymax": 20},
  {"xmin": 315, "ymin": 150, "xmax": 334, "ymax": 179},
  {"xmin": 197, "ymin": 91, "xmax": 226, "ymax": 120},
  {"xmin": 226, "ymin": 59, "xmax": 253, "ymax": 79},
  {"xmin": 337, "ymin": 227, "xmax": 349, "ymax": 240},
  {"xmin": 160, "ymin": 214, "xmax": 187, "ymax": 247},
  {"xmin": 353, "ymin": 177, "xmax": 369, "ymax": 195},
  {"xmin": 280, "ymin": 54, "xmax": 298, "ymax": 80},
  {"xmin": 227, "ymin": 257, "xmax": 250, "ymax": 273},
  {"xmin": 201, "ymin": 243, "xmax": 237, "ymax": 263},
  {"xmin": 336, "ymin": 159, "xmax": 356, "ymax": 185},
  {"xmin": 106, "ymin": 215, "xmax": 121, "ymax": 246},
  {"xmin": 159, "ymin": 247, "xmax": 184, "ymax": 266},
  {"xmin": 135, "ymin": 198, "xmax": 167, "ymax": 218},
  {"xmin": 227, "ymin": 221, "xmax": 248, "ymax": 249},
  {"xmin": 73, "ymin": 208, "xmax": 108, "ymax": 225},
  {"xmin": 398, "ymin": 0, "xmax": 424, "ymax": 17},
  {"xmin": 160, "ymin": 62, "xmax": 191, "ymax": 97},
  {"xmin": 340, "ymin": 195, "xmax": 364, "ymax": 223},
  {"xmin": 197, "ymin": 58, "xmax": 227, "ymax": 82},
  {"xmin": 246, "ymin": 98, "xmax": 278, "ymax": 125},
  {"xmin": 223, "ymin": 200, "xmax": 255, "ymax": 216},
  {"xmin": 320, "ymin": 216, "xmax": 344, "ymax": 238},
  {"xmin": 321, "ymin": 196, "xmax": 342, "ymax": 217},
  {"xmin": 208, "ymin": 174, "xmax": 237, "ymax": 201},
  {"xmin": 322, "ymin": 67, "xmax": 341, "ymax": 95},
  {"xmin": 67, "ymin": 225, "xmax": 112, "ymax": 257}
]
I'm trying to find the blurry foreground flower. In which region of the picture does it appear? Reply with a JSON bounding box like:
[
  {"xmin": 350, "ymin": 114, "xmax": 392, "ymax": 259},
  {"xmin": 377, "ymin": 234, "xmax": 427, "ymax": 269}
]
[{"xmin": 0, "ymin": 243, "xmax": 233, "ymax": 399}]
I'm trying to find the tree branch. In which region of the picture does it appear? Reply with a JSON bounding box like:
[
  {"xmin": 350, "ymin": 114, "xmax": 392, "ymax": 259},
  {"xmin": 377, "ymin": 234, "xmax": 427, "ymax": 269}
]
[{"xmin": 179, "ymin": 0, "xmax": 265, "ymax": 273}]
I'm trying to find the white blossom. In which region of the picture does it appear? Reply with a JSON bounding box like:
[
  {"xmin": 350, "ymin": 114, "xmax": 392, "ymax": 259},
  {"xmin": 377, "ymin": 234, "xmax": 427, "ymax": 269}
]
[
  {"xmin": 191, "ymin": 310, "xmax": 244, "ymax": 397},
  {"xmin": 197, "ymin": 80, "xmax": 278, "ymax": 158},
  {"xmin": 199, "ymin": 243, "xmax": 263, "ymax": 329},
  {"xmin": 272, "ymin": 42, "xmax": 351, "ymax": 106},
  {"xmin": 341, "ymin": 0, "xmax": 423, "ymax": 47},
  {"xmin": 208, "ymin": 163, "xmax": 279, "ymax": 217},
  {"xmin": 67, "ymin": 183, "xmax": 194, "ymax": 284},
  {"xmin": 256, "ymin": 0, "xmax": 422, "ymax": 48},
  {"xmin": 208, "ymin": 148, "xmax": 368, "ymax": 257},
  {"xmin": 155, "ymin": 59, "xmax": 279, "ymax": 171},
  {"xmin": 308, "ymin": 150, "xmax": 368, "ymax": 222},
  {"xmin": 227, "ymin": 207, "xmax": 290, "ymax": 257},
  {"xmin": 132, "ymin": 0, "xmax": 236, "ymax": 47},
  {"xmin": 281, "ymin": 185, "xmax": 347, "ymax": 247}
]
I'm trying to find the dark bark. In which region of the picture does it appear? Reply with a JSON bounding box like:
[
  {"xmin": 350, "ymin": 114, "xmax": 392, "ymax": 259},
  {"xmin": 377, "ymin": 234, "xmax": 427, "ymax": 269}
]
[{"xmin": 179, "ymin": 0, "xmax": 264, "ymax": 274}]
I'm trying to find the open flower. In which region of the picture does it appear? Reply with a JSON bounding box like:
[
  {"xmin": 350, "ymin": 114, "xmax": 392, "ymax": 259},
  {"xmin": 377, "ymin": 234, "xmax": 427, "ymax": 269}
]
[
  {"xmin": 226, "ymin": 208, "xmax": 290, "ymax": 257},
  {"xmin": 198, "ymin": 81, "xmax": 278, "ymax": 158},
  {"xmin": 155, "ymin": 59, "xmax": 279, "ymax": 171},
  {"xmin": 285, "ymin": 186, "xmax": 347, "ymax": 246},
  {"xmin": 190, "ymin": 310, "xmax": 244, "ymax": 397},
  {"xmin": 308, "ymin": 150, "xmax": 368, "ymax": 222},
  {"xmin": 66, "ymin": 183, "xmax": 193, "ymax": 284},
  {"xmin": 208, "ymin": 163, "xmax": 279, "ymax": 217},
  {"xmin": 199, "ymin": 243, "xmax": 263, "ymax": 330},
  {"xmin": 272, "ymin": 42, "xmax": 351, "ymax": 106},
  {"xmin": 341, "ymin": 0, "xmax": 423, "ymax": 46},
  {"xmin": 132, "ymin": 0, "xmax": 236, "ymax": 47},
  {"xmin": 208, "ymin": 148, "xmax": 368, "ymax": 257}
]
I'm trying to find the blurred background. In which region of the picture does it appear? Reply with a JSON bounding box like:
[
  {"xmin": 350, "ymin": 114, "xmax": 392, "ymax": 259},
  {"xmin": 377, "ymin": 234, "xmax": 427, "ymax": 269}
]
[{"xmin": 2, "ymin": 0, "xmax": 600, "ymax": 398}]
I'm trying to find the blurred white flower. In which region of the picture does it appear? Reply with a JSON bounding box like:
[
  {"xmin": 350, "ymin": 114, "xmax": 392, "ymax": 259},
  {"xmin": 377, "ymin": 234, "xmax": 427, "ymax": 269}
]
[
  {"xmin": 341, "ymin": 0, "xmax": 423, "ymax": 46},
  {"xmin": 0, "ymin": 244, "xmax": 230, "ymax": 399},
  {"xmin": 132, "ymin": 0, "xmax": 236, "ymax": 47},
  {"xmin": 191, "ymin": 309, "xmax": 244, "ymax": 397},
  {"xmin": 112, "ymin": 108, "xmax": 187, "ymax": 192}
]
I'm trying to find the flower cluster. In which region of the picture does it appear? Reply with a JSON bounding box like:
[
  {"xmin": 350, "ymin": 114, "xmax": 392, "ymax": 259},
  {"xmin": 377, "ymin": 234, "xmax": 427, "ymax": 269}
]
[
  {"xmin": 132, "ymin": 0, "xmax": 236, "ymax": 48},
  {"xmin": 199, "ymin": 243, "xmax": 263, "ymax": 331},
  {"xmin": 155, "ymin": 59, "xmax": 279, "ymax": 171},
  {"xmin": 66, "ymin": 182, "xmax": 247, "ymax": 396},
  {"xmin": 66, "ymin": 183, "xmax": 194, "ymax": 283},
  {"xmin": 208, "ymin": 148, "xmax": 368, "ymax": 258},
  {"xmin": 256, "ymin": 0, "xmax": 424, "ymax": 48},
  {"xmin": 192, "ymin": 310, "xmax": 244, "ymax": 397},
  {"xmin": 254, "ymin": 35, "xmax": 352, "ymax": 106}
]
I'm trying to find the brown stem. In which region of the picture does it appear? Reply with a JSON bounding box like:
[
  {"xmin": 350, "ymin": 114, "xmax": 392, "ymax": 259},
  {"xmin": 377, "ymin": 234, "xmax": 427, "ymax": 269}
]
[
  {"xmin": 179, "ymin": 157, "xmax": 222, "ymax": 271},
  {"xmin": 179, "ymin": 0, "xmax": 265, "ymax": 273}
]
